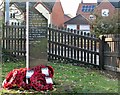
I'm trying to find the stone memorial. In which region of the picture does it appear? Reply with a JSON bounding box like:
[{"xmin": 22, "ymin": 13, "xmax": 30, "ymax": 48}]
[{"xmin": 29, "ymin": 4, "xmax": 48, "ymax": 67}]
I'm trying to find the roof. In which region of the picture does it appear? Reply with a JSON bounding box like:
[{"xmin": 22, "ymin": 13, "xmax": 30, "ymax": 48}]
[
  {"xmin": 10, "ymin": 2, "xmax": 36, "ymax": 12},
  {"xmin": 42, "ymin": 0, "xmax": 56, "ymax": 12},
  {"xmin": 97, "ymin": 0, "xmax": 120, "ymax": 8},
  {"xmin": 64, "ymin": 14, "xmax": 89, "ymax": 25},
  {"xmin": 64, "ymin": 14, "xmax": 72, "ymax": 22},
  {"xmin": 64, "ymin": 14, "xmax": 73, "ymax": 18},
  {"xmin": 110, "ymin": 2, "xmax": 120, "ymax": 8},
  {"xmin": 76, "ymin": 3, "xmax": 97, "ymax": 15},
  {"xmin": 14, "ymin": 2, "xmax": 26, "ymax": 11},
  {"xmin": 11, "ymin": 1, "xmax": 56, "ymax": 13}
]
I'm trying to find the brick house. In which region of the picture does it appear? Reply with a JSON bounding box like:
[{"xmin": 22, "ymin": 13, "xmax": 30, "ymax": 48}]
[
  {"xmin": 8, "ymin": 0, "xmax": 64, "ymax": 27},
  {"xmin": 8, "ymin": 2, "xmax": 46, "ymax": 26},
  {"xmin": 35, "ymin": 0, "xmax": 64, "ymax": 27},
  {"xmin": 76, "ymin": 1, "xmax": 96, "ymax": 21},
  {"xmin": 94, "ymin": 0, "xmax": 116, "ymax": 18},
  {"xmin": 64, "ymin": 14, "xmax": 90, "ymax": 33},
  {"xmin": 76, "ymin": 0, "xmax": 120, "ymax": 21},
  {"xmin": 73, "ymin": 0, "xmax": 120, "ymax": 32}
]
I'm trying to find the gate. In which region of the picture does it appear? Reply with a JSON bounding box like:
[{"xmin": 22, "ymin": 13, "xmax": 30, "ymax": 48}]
[
  {"xmin": 48, "ymin": 25, "xmax": 103, "ymax": 69},
  {"xmin": 103, "ymin": 34, "xmax": 120, "ymax": 72}
]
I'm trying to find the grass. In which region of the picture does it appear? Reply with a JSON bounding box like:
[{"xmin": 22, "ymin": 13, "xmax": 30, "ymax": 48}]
[{"xmin": 0, "ymin": 61, "xmax": 119, "ymax": 94}]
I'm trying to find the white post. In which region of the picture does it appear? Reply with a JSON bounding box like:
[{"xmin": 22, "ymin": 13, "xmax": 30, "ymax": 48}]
[
  {"xmin": 26, "ymin": 1, "xmax": 29, "ymax": 84},
  {"xmin": 5, "ymin": 0, "xmax": 9, "ymax": 24},
  {"xmin": 26, "ymin": 1, "xmax": 29, "ymax": 69}
]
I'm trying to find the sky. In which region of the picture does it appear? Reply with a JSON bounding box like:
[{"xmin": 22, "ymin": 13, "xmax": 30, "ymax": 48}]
[
  {"xmin": 0, "ymin": 0, "xmax": 119, "ymax": 17},
  {"xmin": 60, "ymin": 0, "xmax": 81, "ymax": 17},
  {"xmin": 0, "ymin": 0, "xmax": 97, "ymax": 17},
  {"xmin": 61, "ymin": 0, "xmax": 97, "ymax": 17}
]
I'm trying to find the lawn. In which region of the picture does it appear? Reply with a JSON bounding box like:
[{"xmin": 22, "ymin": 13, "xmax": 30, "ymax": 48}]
[{"xmin": 0, "ymin": 61, "xmax": 119, "ymax": 94}]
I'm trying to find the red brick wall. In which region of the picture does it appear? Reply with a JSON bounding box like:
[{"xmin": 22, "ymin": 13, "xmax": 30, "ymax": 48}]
[
  {"xmin": 76, "ymin": 1, "xmax": 116, "ymax": 20},
  {"xmin": 76, "ymin": 3, "xmax": 96, "ymax": 20},
  {"xmin": 51, "ymin": 0, "xmax": 64, "ymax": 27},
  {"xmin": 94, "ymin": 1, "xmax": 115, "ymax": 18}
]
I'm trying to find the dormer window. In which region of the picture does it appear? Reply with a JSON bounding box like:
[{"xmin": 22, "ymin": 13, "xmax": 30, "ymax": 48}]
[{"xmin": 82, "ymin": 5, "xmax": 95, "ymax": 12}]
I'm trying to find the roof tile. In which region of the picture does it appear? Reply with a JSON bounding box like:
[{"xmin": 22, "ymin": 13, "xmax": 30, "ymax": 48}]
[{"xmin": 64, "ymin": 14, "xmax": 89, "ymax": 25}]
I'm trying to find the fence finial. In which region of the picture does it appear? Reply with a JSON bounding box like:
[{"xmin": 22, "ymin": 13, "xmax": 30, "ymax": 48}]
[
  {"xmin": 74, "ymin": 29, "xmax": 76, "ymax": 34},
  {"xmin": 18, "ymin": 22, "xmax": 19, "ymax": 26},
  {"xmin": 87, "ymin": 33, "xmax": 90, "ymax": 37},
  {"xmin": 49, "ymin": 24, "xmax": 51, "ymax": 28},
  {"xmin": 99, "ymin": 35, "xmax": 106, "ymax": 40},
  {"xmin": 81, "ymin": 31, "xmax": 83, "ymax": 35},
  {"xmin": 84, "ymin": 32, "xmax": 86, "ymax": 36}
]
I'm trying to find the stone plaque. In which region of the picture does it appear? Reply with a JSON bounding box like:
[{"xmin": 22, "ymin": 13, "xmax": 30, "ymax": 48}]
[
  {"xmin": 29, "ymin": 6, "xmax": 48, "ymax": 68},
  {"xmin": 29, "ymin": 37, "xmax": 47, "ymax": 67}
]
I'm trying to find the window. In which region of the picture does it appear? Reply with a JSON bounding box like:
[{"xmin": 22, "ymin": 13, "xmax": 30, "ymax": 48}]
[
  {"xmin": 10, "ymin": 13, "xmax": 15, "ymax": 18},
  {"xmin": 13, "ymin": 13, "xmax": 15, "ymax": 18},
  {"xmin": 10, "ymin": 13, "xmax": 12, "ymax": 18},
  {"xmin": 82, "ymin": 5, "xmax": 95, "ymax": 12}
]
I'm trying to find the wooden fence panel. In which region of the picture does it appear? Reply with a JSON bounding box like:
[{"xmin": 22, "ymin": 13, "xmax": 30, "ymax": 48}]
[
  {"xmin": 3, "ymin": 24, "xmax": 104, "ymax": 69},
  {"xmin": 48, "ymin": 26, "xmax": 101, "ymax": 68},
  {"xmin": 103, "ymin": 34, "xmax": 120, "ymax": 72},
  {"xmin": 2, "ymin": 23, "xmax": 26, "ymax": 60}
]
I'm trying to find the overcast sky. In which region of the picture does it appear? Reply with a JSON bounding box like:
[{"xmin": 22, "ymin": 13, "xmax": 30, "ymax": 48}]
[
  {"xmin": 61, "ymin": 0, "xmax": 119, "ymax": 17},
  {"xmin": 0, "ymin": 0, "xmax": 119, "ymax": 17},
  {"xmin": 61, "ymin": 0, "xmax": 97, "ymax": 17}
]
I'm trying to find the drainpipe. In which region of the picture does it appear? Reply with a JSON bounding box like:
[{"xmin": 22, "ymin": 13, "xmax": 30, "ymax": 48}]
[{"xmin": 26, "ymin": 1, "xmax": 29, "ymax": 84}]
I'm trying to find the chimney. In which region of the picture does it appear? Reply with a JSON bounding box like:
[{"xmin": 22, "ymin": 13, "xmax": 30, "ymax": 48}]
[{"xmin": 81, "ymin": 0, "xmax": 83, "ymax": 3}]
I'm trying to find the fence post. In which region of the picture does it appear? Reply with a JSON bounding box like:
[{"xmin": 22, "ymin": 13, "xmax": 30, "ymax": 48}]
[
  {"xmin": 117, "ymin": 36, "xmax": 120, "ymax": 69},
  {"xmin": 99, "ymin": 35, "xmax": 105, "ymax": 70}
]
